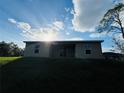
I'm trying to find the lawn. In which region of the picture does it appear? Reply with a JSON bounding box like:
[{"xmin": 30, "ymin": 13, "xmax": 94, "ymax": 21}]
[
  {"xmin": 1, "ymin": 57, "xmax": 124, "ymax": 93},
  {"xmin": 0, "ymin": 57, "xmax": 21, "ymax": 65}
]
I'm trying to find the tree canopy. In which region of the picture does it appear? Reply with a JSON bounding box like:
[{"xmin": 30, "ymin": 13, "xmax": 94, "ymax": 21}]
[
  {"xmin": 98, "ymin": 3, "xmax": 124, "ymax": 39},
  {"xmin": 112, "ymin": 38, "xmax": 124, "ymax": 53},
  {"xmin": 0, "ymin": 41, "xmax": 23, "ymax": 56}
]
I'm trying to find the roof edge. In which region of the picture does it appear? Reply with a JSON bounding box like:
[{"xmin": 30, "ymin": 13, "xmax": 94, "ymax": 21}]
[{"xmin": 23, "ymin": 40, "xmax": 104, "ymax": 43}]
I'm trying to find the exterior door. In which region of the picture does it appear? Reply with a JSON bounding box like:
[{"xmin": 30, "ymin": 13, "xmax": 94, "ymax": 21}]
[{"xmin": 50, "ymin": 44, "xmax": 75, "ymax": 57}]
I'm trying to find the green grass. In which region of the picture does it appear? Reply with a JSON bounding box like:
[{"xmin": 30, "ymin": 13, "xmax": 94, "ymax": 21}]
[
  {"xmin": 0, "ymin": 57, "xmax": 21, "ymax": 65},
  {"xmin": 1, "ymin": 58, "xmax": 124, "ymax": 93}
]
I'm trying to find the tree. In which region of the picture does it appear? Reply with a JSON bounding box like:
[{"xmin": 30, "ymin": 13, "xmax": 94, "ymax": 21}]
[
  {"xmin": 98, "ymin": 3, "xmax": 124, "ymax": 39},
  {"xmin": 112, "ymin": 38, "xmax": 124, "ymax": 53},
  {"xmin": 0, "ymin": 41, "xmax": 10, "ymax": 56},
  {"xmin": 0, "ymin": 41, "xmax": 23, "ymax": 56}
]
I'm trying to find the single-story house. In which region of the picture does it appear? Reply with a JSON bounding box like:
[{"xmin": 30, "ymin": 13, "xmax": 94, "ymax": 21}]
[{"xmin": 23, "ymin": 40, "xmax": 104, "ymax": 59}]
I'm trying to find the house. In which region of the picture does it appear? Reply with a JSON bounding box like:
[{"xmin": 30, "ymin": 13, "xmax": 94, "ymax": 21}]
[{"xmin": 24, "ymin": 40, "xmax": 104, "ymax": 59}]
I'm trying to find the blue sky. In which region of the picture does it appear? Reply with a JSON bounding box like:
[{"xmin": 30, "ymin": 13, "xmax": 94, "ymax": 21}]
[{"xmin": 0, "ymin": 0, "xmax": 124, "ymax": 52}]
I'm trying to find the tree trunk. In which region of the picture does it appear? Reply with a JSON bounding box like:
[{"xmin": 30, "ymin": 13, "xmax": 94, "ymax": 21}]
[
  {"xmin": 122, "ymin": 33, "xmax": 124, "ymax": 39},
  {"xmin": 117, "ymin": 14, "xmax": 124, "ymax": 39},
  {"xmin": 120, "ymin": 25, "xmax": 124, "ymax": 39}
]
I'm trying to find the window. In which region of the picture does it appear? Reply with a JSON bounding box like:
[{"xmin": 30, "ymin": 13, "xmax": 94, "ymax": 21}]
[
  {"xmin": 34, "ymin": 45, "xmax": 40, "ymax": 54},
  {"xmin": 85, "ymin": 50, "xmax": 91, "ymax": 54},
  {"xmin": 34, "ymin": 49, "xmax": 39, "ymax": 54}
]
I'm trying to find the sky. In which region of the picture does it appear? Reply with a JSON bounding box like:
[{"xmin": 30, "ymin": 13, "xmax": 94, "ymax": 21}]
[{"xmin": 0, "ymin": 0, "xmax": 124, "ymax": 52}]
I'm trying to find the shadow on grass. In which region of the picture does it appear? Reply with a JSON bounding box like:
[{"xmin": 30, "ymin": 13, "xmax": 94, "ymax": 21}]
[{"xmin": 1, "ymin": 57, "xmax": 124, "ymax": 93}]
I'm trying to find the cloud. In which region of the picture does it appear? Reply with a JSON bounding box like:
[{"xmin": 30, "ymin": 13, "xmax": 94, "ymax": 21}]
[
  {"xmin": 89, "ymin": 31, "xmax": 116, "ymax": 38},
  {"xmin": 8, "ymin": 18, "xmax": 31, "ymax": 31},
  {"xmin": 21, "ymin": 28, "xmax": 59, "ymax": 41},
  {"xmin": 102, "ymin": 47, "xmax": 113, "ymax": 52},
  {"xmin": 113, "ymin": 33, "xmax": 124, "ymax": 41},
  {"xmin": 72, "ymin": 0, "xmax": 115, "ymax": 32},
  {"xmin": 8, "ymin": 18, "xmax": 64, "ymax": 41},
  {"xmin": 52, "ymin": 21, "xmax": 64, "ymax": 30},
  {"xmin": 17, "ymin": 22, "xmax": 31, "ymax": 31},
  {"xmin": 70, "ymin": 8, "xmax": 75, "ymax": 15},
  {"xmin": 89, "ymin": 32, "xmax": 108, "ymax": 38},
  {"xmin": 102, "ymin": 47, "xmax": 122, "ymax": 53},
  {"xmin": 114, "ymin": 0, "xmax": 124, "ymax": 4},
  {"xmin": 89, "ymin": 32, "xmax": 123, "ymax": 41},
  {"xmin": 8, "ymin": 18, "xmax": 17, "ymax": 24},
  {"xmin": 66, "ymin": 37, "xmax": 84, "ymax": 41},
  {"xmin": 22, "ymin": 21, "xmax": 63, "ymax": 41},
  {"xmin": 65, "ymin": 8, "xmax": 70, "ymax": 12},
  {"xmin": 66, "ymin": 32, "xmax": 70, "ymax": 35}
]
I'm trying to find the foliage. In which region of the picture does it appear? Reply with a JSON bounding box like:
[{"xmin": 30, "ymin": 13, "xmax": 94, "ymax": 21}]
[
  {"xmin": 112, "ymin": 38, "xmax": 124, "ymax": 53},
  {"xmin": 97, "ymin": 3, "xmax": 124, "ymax": 39},
  {"xmin": 0, "ymin": 41, "xmax": 23, "ymax": 56}
]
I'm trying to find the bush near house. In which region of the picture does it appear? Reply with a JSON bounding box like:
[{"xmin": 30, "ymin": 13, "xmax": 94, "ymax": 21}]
[{"xmin": 103, "ymin": 52, "xmax": 124, "ymax": 61}]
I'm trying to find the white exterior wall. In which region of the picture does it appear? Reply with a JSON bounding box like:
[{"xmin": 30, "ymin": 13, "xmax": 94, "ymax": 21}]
[
  {"xmin": 24, "ymin": 42, "xmax": 50, "ymax": 57},
  {"xmin": 24, "ymin": 41, "xmax": 104, "ymax": 59},
  {"xmin": 75, "ymin": 43, "xmax": 103, "ymax": 59}
]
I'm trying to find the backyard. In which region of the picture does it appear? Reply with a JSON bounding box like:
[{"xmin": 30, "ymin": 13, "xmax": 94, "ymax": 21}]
[{"xmin": 0, "ymin": 57, "xmax": 124, "ymax": 93}]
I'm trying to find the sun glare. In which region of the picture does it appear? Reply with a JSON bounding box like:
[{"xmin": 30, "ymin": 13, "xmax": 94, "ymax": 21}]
[{"xmin": 42, "ymin": 32, "xmax": 58, "ymax": 41}]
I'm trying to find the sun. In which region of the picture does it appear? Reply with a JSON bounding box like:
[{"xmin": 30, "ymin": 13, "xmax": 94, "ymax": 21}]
[{"xmin": 42, "ymin": 32, "xmax": 58, "ymax": 41}]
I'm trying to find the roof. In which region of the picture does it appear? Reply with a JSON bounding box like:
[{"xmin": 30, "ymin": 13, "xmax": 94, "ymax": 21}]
[{"xmin": 24, "ymin": 40, "xmax": 104, "ymax": 43}]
